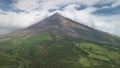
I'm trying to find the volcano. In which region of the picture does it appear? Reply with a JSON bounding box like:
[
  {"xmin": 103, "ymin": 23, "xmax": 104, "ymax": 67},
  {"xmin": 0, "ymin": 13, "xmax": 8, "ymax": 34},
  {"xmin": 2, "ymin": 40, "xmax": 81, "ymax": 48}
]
[{"xmin": 0, "ymin": 13, "xmax": 120, "ymax": 68}]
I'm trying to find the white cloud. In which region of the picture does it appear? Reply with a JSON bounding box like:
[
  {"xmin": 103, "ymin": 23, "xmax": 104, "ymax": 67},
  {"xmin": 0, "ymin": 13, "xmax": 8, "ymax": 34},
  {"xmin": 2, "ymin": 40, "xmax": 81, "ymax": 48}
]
[
  {"xmin": 13, "ymin": 0, "xmax": 40, "ymax": 11},
  {"xmin": 92, "ymin": 14, "xmax": 120, "ymax": 36},
  {"xmin": 13, "ymin": 0, "xmax": 102, "ymax": 11},
  {"xmin": 111, "ymin": 1, "xmax": 120, "ymax": 8},
  {"xmin": 0, "ymin": 9, "xmax": 51, "ymax": 34},
  {"xmin": 59, "ymin": 5, "xmax": 97, "ymax": 27},
  {"xmin": 101, "ymin": 6, "xmax": 110, "ymax": 9}
]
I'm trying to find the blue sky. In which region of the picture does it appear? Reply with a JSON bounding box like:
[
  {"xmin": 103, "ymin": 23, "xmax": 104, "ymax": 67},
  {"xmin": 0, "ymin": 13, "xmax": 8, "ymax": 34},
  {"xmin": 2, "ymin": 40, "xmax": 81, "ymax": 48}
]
[
  {"xmin": 0, "ymin": 0, "xmax": 120, "ymax": 36},
  {"xmin": 0, "ymin": 0, "xmax": 13, "ymax": 11}
]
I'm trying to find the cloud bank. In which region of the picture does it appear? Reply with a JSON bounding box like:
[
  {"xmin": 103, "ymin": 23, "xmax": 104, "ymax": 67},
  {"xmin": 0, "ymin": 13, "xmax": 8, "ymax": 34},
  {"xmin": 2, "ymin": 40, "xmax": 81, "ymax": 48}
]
[{"xmin": 0, "ymin": 0, "xmax": 120, "ymax": 36}]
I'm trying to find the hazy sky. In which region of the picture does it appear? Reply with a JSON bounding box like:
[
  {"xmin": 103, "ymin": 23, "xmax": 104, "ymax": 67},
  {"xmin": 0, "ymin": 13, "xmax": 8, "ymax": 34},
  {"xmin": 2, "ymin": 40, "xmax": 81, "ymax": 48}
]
[{"xmin": 0, "ymin": 0, "xmax": 120, "ymax": 36}]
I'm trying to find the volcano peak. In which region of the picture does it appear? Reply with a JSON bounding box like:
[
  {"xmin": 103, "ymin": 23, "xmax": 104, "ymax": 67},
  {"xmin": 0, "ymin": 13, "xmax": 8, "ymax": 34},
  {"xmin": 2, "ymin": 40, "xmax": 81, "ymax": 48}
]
[{"xmin": 51, "ymin": 13, "xmax": 62, "ymax": 17}]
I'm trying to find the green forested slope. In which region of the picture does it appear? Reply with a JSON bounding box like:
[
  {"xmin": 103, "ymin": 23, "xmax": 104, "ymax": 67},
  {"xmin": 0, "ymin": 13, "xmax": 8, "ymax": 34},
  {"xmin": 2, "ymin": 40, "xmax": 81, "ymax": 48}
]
[{"xmin": 0, "ymin": 32, "xmax": 120, "ymax": 68}]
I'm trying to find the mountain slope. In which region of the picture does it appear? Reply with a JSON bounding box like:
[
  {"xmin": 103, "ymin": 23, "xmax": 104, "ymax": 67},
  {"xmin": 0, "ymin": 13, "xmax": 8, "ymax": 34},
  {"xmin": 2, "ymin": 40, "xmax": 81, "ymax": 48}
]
[
  {"xmin": 0, "ymin": 13, "xmax": 120, "ymax": 68},
  {"xmin": 2, "ymin": 13, "xmax": 120, "ymax": 45}
]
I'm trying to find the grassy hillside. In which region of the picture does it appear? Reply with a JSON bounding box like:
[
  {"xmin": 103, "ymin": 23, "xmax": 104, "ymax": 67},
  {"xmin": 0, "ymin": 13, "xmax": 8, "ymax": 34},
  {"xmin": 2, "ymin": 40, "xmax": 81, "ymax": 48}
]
[{"xmin": 0, "ymin": 32, "xmax": 120, "ymax": 68}]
